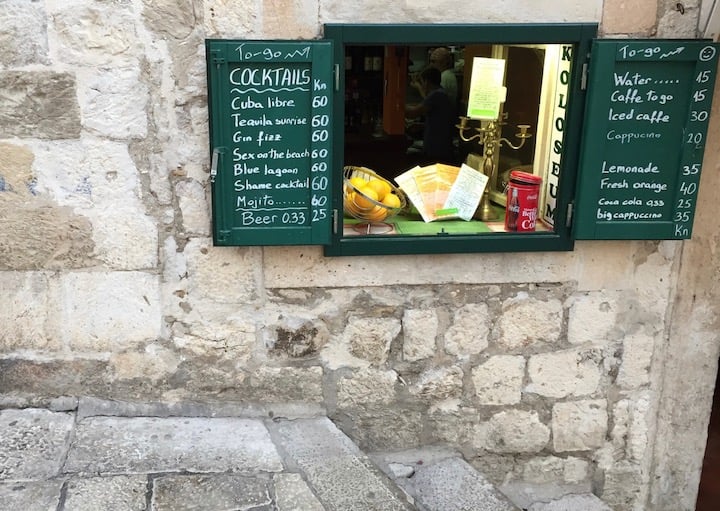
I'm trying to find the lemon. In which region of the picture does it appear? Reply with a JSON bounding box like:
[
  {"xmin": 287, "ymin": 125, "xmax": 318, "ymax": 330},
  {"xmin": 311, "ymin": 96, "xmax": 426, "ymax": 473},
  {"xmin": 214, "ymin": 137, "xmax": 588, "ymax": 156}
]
[
  {"xmin": 364, "ymin": 205, "xmax": 388, "ymax": 223},
  {"xmin": 366, "ymin": 179, "xmax": 391, "ymax": 201},
  {"xmin": 381, "ymin": 192, "xmax": 401, "ymax": 209},
  {"xmin": 349, "ymin": 177, "xmax": 367, "ymax": 190},
  {"xmin": 354, "ymin": 186, "xmax": 379, "ymax": 209}
]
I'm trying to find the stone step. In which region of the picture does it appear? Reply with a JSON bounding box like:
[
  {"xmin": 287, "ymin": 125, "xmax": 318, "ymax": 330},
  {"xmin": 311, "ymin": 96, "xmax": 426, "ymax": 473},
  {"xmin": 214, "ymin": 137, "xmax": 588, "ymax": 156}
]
[
  {"xmin": 269, "ymin": 416, "xmax": 415, "ymax": 510},
  {"xmin": 371, "ymin": 448, "xmax": 520, "ymax": 511}
]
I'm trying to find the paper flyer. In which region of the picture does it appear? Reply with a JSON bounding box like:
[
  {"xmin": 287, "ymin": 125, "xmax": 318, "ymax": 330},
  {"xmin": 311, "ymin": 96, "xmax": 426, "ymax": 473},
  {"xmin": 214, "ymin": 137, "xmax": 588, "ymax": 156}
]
[{"xmin": 466, "ymin": 57, "xmax": 507, "ymax": 120}]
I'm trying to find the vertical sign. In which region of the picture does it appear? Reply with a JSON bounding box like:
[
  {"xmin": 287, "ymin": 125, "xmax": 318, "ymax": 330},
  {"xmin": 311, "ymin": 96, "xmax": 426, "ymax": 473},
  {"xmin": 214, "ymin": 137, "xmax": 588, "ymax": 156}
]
[
  {"xmin": 206, "ymin": 40, "xmax": 333, "ymax": 246},
  {"xmin": 574, "ymin": 40, "xmax": 718, "ymax": 240}
]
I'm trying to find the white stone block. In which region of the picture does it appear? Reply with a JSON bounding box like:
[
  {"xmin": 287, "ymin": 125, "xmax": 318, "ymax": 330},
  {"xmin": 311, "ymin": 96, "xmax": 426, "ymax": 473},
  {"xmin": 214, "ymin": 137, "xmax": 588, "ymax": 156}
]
[
  {"xmin": 402, "ymin": 309, "xmax": 438, "ymax": 361},
  {"xmin": 552, "ymin": 400, "xmax": 608, "ymax": 452},
  {"xmin": 526, "ymin": 348, "xmax": 601, "ymax": 398},
  {"xmin": 497, "ymin": 294, "xmax": 563, "ymax": 349},
  {"xmin": 344, "ymin": 316, "xmax": 401, "ymax": 365},
  {"xmin": 31, "ymin": 138, "xmax": 158, "ymax": 270},
  {"xmin": 183, "ymin": 238, "xmax": 262, "ymax": 304},
  {"xmin": 485, "ymin": 410, "xmax": 550, "ymax": 453},
  {"xmin": 176, "ymin": 180, "xmax": 211, "ymax": 236},
  {"xmin": 58, "ymin": 271, "xmax": 161, "ymax": 351},
  {"xmin": 472, "ymin": 355, "xmax": 525, "ymax": 405},
  {"xmin": 617, "ymin": 333, "xmax": 655, "ymax": 388},
  {"xmin": 567, "ymin": 292, "xmax": 621, "ymax": 345},
  {"xmin": 0, "ymin": 272, "xmax": 58, "ymax": 351},
  {"xmin": 76, "ymin": 66, "xmax": 148, "ymax": 139},
  {"xmin": 337, "ymin": 368, "xmax": 398, "ymax": 406},
  {"xmin": 444, "ymin": 303, "xmax": 490, "ymax": 358},
  {"xmin": 410, "ymin": 366, "xmax": 463, "ymax": 401},
  {"xmin": 47, "ymin": 0, "xmax": 141, "ymax": 67}
]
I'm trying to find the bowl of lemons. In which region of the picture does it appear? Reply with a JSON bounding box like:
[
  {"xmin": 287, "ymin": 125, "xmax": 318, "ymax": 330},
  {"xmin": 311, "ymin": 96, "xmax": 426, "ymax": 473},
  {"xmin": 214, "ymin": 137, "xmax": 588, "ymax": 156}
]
[{"xmin": 343, "ymin": 166, "xmax": 407, "ymax": 224}]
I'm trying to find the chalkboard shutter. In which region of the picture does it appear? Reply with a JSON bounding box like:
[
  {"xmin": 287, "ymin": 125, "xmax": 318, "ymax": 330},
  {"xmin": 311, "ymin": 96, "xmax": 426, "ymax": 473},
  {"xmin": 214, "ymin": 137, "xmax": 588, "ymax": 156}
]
[
  {"xmin": 206, "ymin": 40, "xmax": 334, "ymax": 246},
  {"xmin": 573, "ymin": 40, "xmax": 719, "ymax": 240}
]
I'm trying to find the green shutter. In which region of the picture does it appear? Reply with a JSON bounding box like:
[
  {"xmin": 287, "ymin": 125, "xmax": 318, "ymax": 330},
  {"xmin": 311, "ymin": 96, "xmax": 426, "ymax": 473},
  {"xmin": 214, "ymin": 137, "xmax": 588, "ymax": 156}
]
[
  {"xmin": 574, "ymin": 40, "xmax": 719, "ymax": 239},
  {"xmin": 206, "ymin": 40, "xmax": 334, "ymax": 246}
]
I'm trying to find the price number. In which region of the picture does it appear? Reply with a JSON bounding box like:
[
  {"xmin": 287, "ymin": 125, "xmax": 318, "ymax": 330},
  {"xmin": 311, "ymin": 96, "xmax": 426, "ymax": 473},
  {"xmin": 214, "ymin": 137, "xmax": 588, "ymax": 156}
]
[{"xmin": 310, "ymin": 85, "xmax": 331, "ymax": 224}]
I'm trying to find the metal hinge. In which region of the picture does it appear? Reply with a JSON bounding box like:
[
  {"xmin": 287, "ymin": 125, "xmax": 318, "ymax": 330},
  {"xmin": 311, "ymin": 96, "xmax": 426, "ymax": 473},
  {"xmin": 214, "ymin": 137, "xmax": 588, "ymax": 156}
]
[
  {"xmin": 333, "ymin": 208, "xmax": 339, "ymax": 234},
  {"xmin": 581, "ymin": 61, "xmax": 589, "ymax": 90},
  {"xmin": 334, "ymin": 64, "xmax": 340, "ymax": 91},
  {"xmin": 566, "ymin": 202, "xmax": 574, "ymax": 228}
]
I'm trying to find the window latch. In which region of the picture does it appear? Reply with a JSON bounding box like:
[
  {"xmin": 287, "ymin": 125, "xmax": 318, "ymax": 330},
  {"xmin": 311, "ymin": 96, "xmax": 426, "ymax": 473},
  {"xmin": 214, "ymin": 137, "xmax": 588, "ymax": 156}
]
[{"xmin": 211, "ymin": 148, "xmax": 221, "ymax": 183}]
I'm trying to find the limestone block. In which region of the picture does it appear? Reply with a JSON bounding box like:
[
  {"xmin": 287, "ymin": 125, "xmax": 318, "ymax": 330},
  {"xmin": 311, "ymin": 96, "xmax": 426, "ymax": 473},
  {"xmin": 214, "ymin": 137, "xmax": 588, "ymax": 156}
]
[
  {"xmin": 76, "ymin": 66, "xmax": 148, "ymax": 139},
  {"xmin": 567, "ymin": 292, "xmax": 621, "ymax": 345},
  {"xmin": 484, "ymin": 410, "xmax": 550, "ymax": 454},
  {"xmin": 526, "ymin": 348, "xmax": 601, "ymax": 398},
  {"xmin": 263, "ymin": 0, "xmax": 320, "ymax": 38},
  {"xmin": 402, "ymin": 308, "xmax": 439, "ymax": 361},
  {"xmin": 601, "ymin": 461, "xmax": 645, "ymax": 511},
  {"xmin": 427, "ymin": 405, "xmax": 476, "ymax": 445},
  {"xmin": 345, "ymin": 316, "xmax": 401, "ymax": 365},
  {"xmin": 176, "ymin": 180, "xmax": 211, "ymax": 236},
  {"xmin": 444, "ymin": 303, "xmax": 490, "ymax": 358},
  {"xmin": 48, "ymin": 1, "xmax": 141, "ymax": 67},
  {"xmin": 497, "ymin": 294, "xmax": 563, "ymax": 349},
  {"xmin": 0, "ymin": 71, "xmax": 80, "ymax": 139},
  {"xmin": 409, "ymin": 365, "xmax": 463, "ymax": 401},
  {"xmin": 109, "ymin": 345, "xmax": 181, "ymax": 383},
  {"xmin": 601, "ymin": 0, "xmax": 658, "ymax": 35},
  {"xmin": 617, "ymin": 332, "xmax": 655, "ymax": 388},
  {"xmin": 611, "ymin": 393, "xmax": 651, "ymax": 462},
  {"xmin": 552, "ymin": 400, "xmax": 608, "ymax": 452},
  {"xmin": 261, "ymin": 308, "xmax": 330, "ymax": 359},
  {"xmin": 173, "ymin": 317, "xmax": 257, "ymax": 363},
  {"xmin": 339, "ymin": 405, "xmax": 423, "ymax": 450},
  {"xmin": 262, "ymin": 246, "xmax": 580, "ymax": 288},
  {"xmin": 90, "ymin": 207, "xmax": 159, "ymax": 270},
  {"xmin": 321, "ymin": 0, "xmax": 602, "ymax": 23},
  {"xmin": 204, "ymin": 0, "xmax": 263, "ymax": 38},
  {"xmin": 248, "ymin": 366, "xmax": 323, "ymax": 403},
  {"xmin": 30, "ymin": 138, "xmax": 158, "ymax": 270},
  {"xmin": 471, "ymin": 355, "xmax": 525, "ymax": 405},
  {"xmin": 183, "ymin": 238, "xmax": 262, "ymax": 304},
  {"xmin": 0, "ymin": 272, "xmax": 58, "ymax": 352},
  {"xmin": 0, "ymin": 200, "xmax": 96, "ymax": 271},
  {"xmin": 337, "ymin": 368, "xmax": 397, "ymax": 406},
  {"xmin": 0, "ymin": 0, "xmax": 50, "ymax": 68},
  {"xmin": 657, "ymin": 0, "xmax": 702, "ymax": 38},
  {"xmin": 522, "ymin": 456, "xmax": 589, "ymax": 484},
  {"xmin": 59, "ymin": 271, "xmax": 162, "ymax": 352},
  {"xmin": 141, "ymin": 0, "xmax": 197, "ymax": 39}
]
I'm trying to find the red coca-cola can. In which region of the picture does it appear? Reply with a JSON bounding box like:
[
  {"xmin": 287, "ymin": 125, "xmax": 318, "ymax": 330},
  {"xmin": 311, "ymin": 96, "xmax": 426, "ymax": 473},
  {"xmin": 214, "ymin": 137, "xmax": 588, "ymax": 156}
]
[{"xmin": 504, "ymin": 170, "xmax": 542, "ymax": 232}]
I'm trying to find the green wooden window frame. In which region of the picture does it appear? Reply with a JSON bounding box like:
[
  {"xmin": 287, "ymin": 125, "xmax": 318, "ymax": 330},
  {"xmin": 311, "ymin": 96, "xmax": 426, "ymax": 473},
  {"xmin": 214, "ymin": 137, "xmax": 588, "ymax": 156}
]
[{"xmin": 323, "ymin": 23, "xmax": 597, "ymax": 256}]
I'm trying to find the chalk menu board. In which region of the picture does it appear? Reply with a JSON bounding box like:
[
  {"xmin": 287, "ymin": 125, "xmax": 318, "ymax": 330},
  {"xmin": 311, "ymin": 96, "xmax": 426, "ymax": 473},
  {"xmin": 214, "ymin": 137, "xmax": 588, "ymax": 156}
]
[
  {"xmin": 574, "ymin": 40, "xmax": 719, "ymax": 240},
  {"xmin": 206, "ymin": 40, "xmax": 333, "ymax": 245}
]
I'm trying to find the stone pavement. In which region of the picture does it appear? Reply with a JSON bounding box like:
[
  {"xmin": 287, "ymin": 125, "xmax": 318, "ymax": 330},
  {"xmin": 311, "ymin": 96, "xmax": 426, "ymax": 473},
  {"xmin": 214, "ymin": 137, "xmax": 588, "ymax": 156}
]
[{"xmin": 0, "ymin": 401, "xmax": 612, "ymax": 511}]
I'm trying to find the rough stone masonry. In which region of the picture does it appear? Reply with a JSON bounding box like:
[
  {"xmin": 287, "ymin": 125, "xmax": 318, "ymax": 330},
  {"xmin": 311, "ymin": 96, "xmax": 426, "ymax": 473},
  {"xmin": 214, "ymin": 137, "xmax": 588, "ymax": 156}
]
[{"xmin": 1, "ymin": 1, "xmax": 720, "ymax": 511}]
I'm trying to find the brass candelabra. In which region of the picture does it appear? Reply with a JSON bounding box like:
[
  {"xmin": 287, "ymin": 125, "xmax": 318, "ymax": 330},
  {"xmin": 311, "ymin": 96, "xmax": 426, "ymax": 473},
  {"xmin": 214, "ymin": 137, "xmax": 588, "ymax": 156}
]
[{"xmin": 456, "ymin": 117, "xmax": 532, "ymax": 221}]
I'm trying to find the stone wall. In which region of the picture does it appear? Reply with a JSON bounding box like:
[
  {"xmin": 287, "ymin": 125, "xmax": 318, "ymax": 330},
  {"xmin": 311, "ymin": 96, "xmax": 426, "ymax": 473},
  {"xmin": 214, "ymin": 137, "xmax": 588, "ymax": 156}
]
[{"xmin": 0, "ymin": 1, "xmax": 717, "ymax": 510}]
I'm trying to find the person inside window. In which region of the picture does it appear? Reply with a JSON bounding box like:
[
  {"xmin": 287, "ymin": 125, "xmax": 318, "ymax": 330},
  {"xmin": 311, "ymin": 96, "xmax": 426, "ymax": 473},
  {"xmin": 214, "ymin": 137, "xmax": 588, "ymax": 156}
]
[
  {"xmin": 429, "ymin": 47, "xmax": 458, "ymax": 108},
  {"xmin": 405, "ymin": 66, "xmax": 456, "ymax": 165}
]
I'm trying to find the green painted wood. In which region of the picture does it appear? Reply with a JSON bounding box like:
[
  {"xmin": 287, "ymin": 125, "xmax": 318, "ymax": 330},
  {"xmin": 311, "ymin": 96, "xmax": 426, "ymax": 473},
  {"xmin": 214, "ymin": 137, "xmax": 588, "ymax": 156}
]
[
  {"xmin": 206, "ymin": 40, "xmax": 334, "ymax": 246},
  {"xmin": 574, "ymin": 40, "xmax": 719, "ymax": 240}
]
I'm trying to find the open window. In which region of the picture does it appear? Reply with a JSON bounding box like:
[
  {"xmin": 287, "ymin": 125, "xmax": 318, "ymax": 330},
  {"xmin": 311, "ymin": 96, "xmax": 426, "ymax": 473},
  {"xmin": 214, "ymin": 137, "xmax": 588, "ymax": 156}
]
[{"xmin": 324, "ymin": 24, "xmax": 596, "ymax": 256}]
